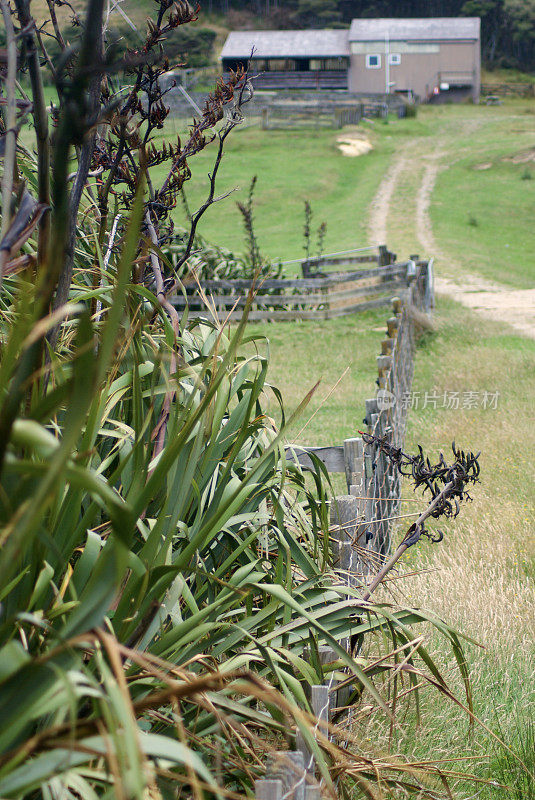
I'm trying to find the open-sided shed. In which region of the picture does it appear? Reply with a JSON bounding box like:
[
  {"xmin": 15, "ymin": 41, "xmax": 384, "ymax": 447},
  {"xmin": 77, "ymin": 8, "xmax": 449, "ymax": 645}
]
[{"xmin": 221, "ymin": 30, "xmax": 350, "ymax": 90}]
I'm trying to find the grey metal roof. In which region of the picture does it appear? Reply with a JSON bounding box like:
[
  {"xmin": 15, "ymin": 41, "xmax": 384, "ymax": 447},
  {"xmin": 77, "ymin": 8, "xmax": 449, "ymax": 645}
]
[
  {"xmin": 221, "ymin": 30, "xmax": 350, "ymax": 60},
  {"xmin": 349, "ymin": 18, "xmax": 480, "ymax": 42}
]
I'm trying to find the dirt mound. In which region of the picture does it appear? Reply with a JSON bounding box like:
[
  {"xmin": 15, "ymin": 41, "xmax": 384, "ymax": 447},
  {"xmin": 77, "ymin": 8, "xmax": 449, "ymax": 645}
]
[{"xmin": 337, "ymin": 131, "xmax": 373, "ymax": 157}]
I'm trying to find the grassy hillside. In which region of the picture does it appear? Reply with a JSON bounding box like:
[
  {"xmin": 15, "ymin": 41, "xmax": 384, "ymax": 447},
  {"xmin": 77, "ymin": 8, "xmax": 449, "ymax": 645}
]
[
  {"xmin": 29, "ymin": 1, "xmax": 229, "ymax": 59},
  {"xmin": 430, "ymin": 104, "xmax": 535, "ymax": 288}
]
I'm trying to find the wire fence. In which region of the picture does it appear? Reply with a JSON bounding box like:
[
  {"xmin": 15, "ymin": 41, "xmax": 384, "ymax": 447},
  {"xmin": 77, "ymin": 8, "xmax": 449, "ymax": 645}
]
[{"xmin": 258, "ymin": 255, "xmax": 435, "ymax": 800}]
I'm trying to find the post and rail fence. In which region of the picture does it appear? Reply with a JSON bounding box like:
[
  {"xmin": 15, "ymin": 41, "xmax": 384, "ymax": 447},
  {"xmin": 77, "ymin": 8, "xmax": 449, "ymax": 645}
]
[
  {"xmin": 481, "ymin": 82, "xmax": 535, "ymax": 98},
  {"xmin": 259, "ymin": 100, "xmax": 402, "ymax": 130},
  {"xmin": 171, "ymin": 245, "xmax": 434, "ymax": 323},
  {"xmin": 253, "ymin": 255, "xmax": 434, "ymax": 800}
]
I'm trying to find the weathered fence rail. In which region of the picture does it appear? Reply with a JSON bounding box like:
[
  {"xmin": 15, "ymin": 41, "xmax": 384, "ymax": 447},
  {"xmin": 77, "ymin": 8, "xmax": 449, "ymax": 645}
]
[
  {"xmin": 481, "ymin": 82, "xmax": 535, "ymax": 97},
  {"xmin": 261, "ymin": 103, "xmax": 366, "ymax": 130},
  {"xmin": 171, "ymin": 246, "xmax": 418, "ymax": 322},
  {"xmin": 286, "ymin": 259, "xmax": 433, "ymax": 552},
  {"xmin": 260, "ymin": 100, "xmax": 406, "ymax": 130},
  {"xmin": 253, "ymin": 256, "xmax": 434, "ymax": 800},
  {"xmin": 160, "ymin": 82, "xmax": 413, "ymax": 122}
]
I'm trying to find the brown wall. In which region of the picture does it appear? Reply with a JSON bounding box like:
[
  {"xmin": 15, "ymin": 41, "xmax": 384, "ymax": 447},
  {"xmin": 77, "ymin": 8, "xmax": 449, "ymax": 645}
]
[{"xmin": 348, "ymin": 40, "xmax": 480, "ymax": 100}]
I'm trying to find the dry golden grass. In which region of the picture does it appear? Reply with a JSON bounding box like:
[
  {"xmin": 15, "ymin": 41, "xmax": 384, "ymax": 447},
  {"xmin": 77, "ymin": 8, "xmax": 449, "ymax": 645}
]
[{"xmin": 358, "ymin": 298, "xmax": 535, "ymax": 797}]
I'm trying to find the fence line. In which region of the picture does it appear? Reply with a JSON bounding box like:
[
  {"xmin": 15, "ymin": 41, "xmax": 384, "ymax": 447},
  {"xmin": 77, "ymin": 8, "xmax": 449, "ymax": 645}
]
[
  {"xmin": 260, "ymin": 100, "xmax": 407, "ymax": 131},
  {"xmin": 256, "ymin": 256, "xmax": 434, "ymax": 800},
  {"xmin": 481, "ymin": 82, "xmax": 535, "ymax": 97},
  {"xmin": 171, "ymin": 245, "xmax": 406, "ymax": 322},
  {"xmin": 174, "ymin": 245, "xmax": 433, "ymax": 797}
]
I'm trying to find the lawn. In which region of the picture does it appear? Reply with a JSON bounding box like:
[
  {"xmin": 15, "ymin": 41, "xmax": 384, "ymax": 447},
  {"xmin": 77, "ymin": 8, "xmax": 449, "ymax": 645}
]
[
  {"xmin": 157, "ymin": 115, "xmax": 429, "ymax": 266},
  {"xmin": 247, "ymin": 309, "xmax": 387, "ymax": 447},
  {"xmin": 428, "ymin": 103, "xmax": 535, "ymax": 288}
]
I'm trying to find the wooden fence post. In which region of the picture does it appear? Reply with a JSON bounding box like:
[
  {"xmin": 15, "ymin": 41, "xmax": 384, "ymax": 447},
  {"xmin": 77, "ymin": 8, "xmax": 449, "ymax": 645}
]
[
  {"xmin": 343, "ymin": 436, "xmax": 363, "ymax": 490},
  {"xmin": 386, "ymin": 316, "xmax": 399, "ymax": 339},
  {"xmin": 312, "ymin": 684, "xmax": 330, "ymax": 736},
  {"xmin": 425, "ymin": 257, "xmax": 435, "ymax": 312},
  {"xmin": 376, "ymin": 354, "xmax": 392, "ymax": 388},
  {"xmin": 304, "ymin": 785, "xmax": 321, "ymax": 800},
  {"xmin": 296, "ymin": 684, "xmax": 330, "ymax": 772},
  {"xmin": 261, "ymin": 108, "xmax": 269, "ymax": 130},
  {"xmin": 381, "ymin": 337, "xmax": 395, "ymax": 355},
  {"xmin": 265, "ymin": 752, "xmax": 306, "ymax": 800},
  {"xmin": 378, "ymin": 244, "xmax": 389, "ymax": 266},
  {"xmin": 391, "ymin": 295, "xmax": 402, "ymax": 315},
  {"xmin": 330, "ymin": 495, "xmax": 360, "ymax": 591},
  {"xmin": 255, "ymin": 780, "xmax": 283, "ymax": 800}
]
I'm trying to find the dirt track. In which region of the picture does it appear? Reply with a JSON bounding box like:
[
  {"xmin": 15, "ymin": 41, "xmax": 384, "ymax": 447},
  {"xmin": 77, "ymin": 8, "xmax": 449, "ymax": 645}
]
[{"xmin": 368, "ymin": 131, "xmax": 535, "ymax": 339}]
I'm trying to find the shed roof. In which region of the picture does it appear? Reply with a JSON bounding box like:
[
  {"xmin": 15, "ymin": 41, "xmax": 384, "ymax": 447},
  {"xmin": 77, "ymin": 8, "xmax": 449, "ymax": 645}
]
[
  {"xmin": 221, "ymin": 30, "xmax": 350, "ymax": 60},
  {"xmin": 349, "ymin": 17, "xmax": 480, "ymax": 42}
]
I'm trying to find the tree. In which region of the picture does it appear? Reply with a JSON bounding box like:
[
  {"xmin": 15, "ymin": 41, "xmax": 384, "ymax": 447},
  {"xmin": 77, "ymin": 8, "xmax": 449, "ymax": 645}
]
[
  {"xmin": 504, "ymin": 0, "xmax": 535, "ymax": 64},
  {"xmin": 295, "ymin": 0, "xmax": 342, "ymax": 26}
]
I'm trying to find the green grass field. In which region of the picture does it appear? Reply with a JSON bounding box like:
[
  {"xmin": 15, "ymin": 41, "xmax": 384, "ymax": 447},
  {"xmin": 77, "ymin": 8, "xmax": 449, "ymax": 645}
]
[
  {"xmin": 157, "ymin": 118, "xmax": 407, "ymax": 264},
  {"xmin": 428, "ymin": 104, "xmax": 535, "ymax": 288},
  {"xmin": 160, "ymin": 102, "xmax": 535, "ymax": 288},
  {"xmin": 247, "ymin": 309, "xmax": 386, "ymax": 444}
]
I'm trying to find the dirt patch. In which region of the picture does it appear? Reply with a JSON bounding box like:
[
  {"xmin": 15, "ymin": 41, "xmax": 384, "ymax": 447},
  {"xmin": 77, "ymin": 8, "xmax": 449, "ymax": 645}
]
[
  {"xmin": 336, "ymin": 131, "xmax": 373, "ymax": 158},
  {"xmin": 506, "ymin": 148, "xmax": 535, "ymax": 164},
  {"xmin": 474, "ymin": 162, "xmax": 492, "ymax": 170},
  {"xmin": 435, "ymin": 275, "xmax": 535, "ymax": 339}
]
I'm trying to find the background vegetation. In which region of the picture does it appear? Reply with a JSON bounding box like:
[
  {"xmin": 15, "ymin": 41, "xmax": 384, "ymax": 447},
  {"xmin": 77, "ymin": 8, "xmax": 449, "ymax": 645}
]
[{"xmin": 3, "ymin": 0, "xmax": 535, "ymax": 74}]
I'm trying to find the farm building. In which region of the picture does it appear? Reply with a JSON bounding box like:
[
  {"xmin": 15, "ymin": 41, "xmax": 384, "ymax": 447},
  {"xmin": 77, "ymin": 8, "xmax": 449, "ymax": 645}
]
[
  {"xmin": 348, "ymin": 18, "xmax": 480, "ymax": 101},
  {"xmin": 221, "ymin": 17, "xmax": 481, "ymax": 101},
  {"xmin": 220, "ymin": 30, "xmax": 351, "ymax": 90}
]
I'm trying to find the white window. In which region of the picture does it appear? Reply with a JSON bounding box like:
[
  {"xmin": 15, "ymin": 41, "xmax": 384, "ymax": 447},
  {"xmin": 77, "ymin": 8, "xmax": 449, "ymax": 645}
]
[
  {"xmin": 366, "ymin": 54, "xmax": 381, "ymax": 69},
  {"xmin": 389, "ymin": 53, "xmax": 401, "ymax": 65}
]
